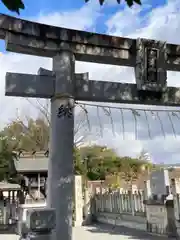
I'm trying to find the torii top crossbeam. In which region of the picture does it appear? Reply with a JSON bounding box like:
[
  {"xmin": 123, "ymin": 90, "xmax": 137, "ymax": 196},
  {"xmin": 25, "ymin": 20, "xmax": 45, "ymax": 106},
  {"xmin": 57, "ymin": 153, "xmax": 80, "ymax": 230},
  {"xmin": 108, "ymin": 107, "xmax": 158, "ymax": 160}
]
[
  {"xmin": 0, "ymin": 14, "xmax": 180, "ymax": 71},
  {"xmin": 2, "ymin": 14, "xmax": 180, "ymax": 106}
]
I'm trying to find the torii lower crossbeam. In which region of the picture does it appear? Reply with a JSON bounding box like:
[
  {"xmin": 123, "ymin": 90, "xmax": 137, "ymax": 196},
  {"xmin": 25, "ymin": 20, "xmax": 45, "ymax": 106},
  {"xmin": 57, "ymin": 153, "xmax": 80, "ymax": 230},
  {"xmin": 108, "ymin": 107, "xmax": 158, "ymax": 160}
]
[{"xmin": 6, "ymin": 71, "xmax": 180, "ymax": 106}]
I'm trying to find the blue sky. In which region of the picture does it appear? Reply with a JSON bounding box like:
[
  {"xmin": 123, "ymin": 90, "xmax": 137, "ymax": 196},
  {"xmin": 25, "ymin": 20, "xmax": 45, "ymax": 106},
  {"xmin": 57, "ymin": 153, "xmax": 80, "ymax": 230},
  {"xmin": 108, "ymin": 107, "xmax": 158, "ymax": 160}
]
[
  {"xmin": 1, "ymin": 0, "xmax": 180, "ymax": 163},
  {"xmin": 0, "ymin": 0, "xmax": 165, "ymax": 18},
  {"xmin": 0, "ymin": 0, "xmax": 168, "ymax": 53},
  {"xmin": 0, "ymin": 0, "xmax": 167, "ymax": 52}
]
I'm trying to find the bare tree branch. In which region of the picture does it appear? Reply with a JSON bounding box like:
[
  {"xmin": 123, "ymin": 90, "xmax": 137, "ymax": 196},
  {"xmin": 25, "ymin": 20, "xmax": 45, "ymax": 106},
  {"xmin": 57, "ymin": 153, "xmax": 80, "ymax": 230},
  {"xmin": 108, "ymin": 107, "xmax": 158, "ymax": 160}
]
[
  {"xmin": 26, "ymin": 99, "xmax": 90, "ymax": 148},
  {"xmin": 15, "ymin": 115, "xmax": 43, "ymax": 149}
]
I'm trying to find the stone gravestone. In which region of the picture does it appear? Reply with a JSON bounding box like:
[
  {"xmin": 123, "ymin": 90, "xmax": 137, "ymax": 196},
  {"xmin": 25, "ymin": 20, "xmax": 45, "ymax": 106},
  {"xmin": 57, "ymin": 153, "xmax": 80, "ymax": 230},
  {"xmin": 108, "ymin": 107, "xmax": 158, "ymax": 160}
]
[
  {"xmin": 145, "ymin": 169, "xmax": 177, "ymax": 237},
  {"xmin": 144, "ymin": 180, "xmax": 151, "ymax": 200},
  {"xmin": 172, "ymin": 178, "xmax": 180, "ymax": 194},
  {"xmin": 171, "ymin": 178, "xmax": 180, "ymax": 221},
  {"xmin": 149, "ymin": 169, "xmax": 170, "ymax": 198},
  {"xmin": 74, "ymin": 175, "xmax": 83, "ymax": 227}
]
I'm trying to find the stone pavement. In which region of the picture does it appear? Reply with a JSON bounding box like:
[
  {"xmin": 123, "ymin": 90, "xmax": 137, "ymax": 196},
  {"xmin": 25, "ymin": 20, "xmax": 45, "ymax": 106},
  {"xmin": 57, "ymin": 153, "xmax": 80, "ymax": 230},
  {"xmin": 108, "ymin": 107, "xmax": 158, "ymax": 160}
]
[{"xmin": 1, "ymin": 224, "xmax": 178, "ymax": 240}]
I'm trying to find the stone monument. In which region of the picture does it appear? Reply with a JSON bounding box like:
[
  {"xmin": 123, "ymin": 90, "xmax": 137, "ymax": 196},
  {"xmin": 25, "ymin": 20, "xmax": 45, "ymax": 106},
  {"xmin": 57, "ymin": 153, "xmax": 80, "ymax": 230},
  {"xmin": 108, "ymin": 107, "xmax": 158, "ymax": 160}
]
[
  {"xmin": 145, "ymin": 169, "xmax": 177, "ymax": 237},
  {"xmin": 149, "ymin": 169, "xmax": 170, "ymax": 198}
]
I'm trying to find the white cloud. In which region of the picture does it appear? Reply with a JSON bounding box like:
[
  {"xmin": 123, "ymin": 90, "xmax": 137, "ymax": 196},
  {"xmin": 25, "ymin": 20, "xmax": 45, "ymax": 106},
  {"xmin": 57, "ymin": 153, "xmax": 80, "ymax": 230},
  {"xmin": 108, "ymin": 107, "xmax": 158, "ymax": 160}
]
[
  {"xmin": 106, "ymin": 0, "xmax": 180, "ymax": 43},
  {"xmin": 37, "ymin": 2, "xmax": 101, "ymax": 30},
  {"xmin": 1, "ymin": 0, "xmax": 180, "ymax": 164}
]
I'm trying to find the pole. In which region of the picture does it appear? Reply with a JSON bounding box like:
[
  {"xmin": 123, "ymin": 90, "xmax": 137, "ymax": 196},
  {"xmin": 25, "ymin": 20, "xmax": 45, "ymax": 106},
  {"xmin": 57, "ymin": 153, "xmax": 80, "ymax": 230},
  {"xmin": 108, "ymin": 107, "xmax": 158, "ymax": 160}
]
[
  {"xmin": 47, "ymin": 51, "xmax": 75, "ymax": 240},
  {"xmin": 84, "ymin": 157, "xmax": 88, "ymax": 219}
]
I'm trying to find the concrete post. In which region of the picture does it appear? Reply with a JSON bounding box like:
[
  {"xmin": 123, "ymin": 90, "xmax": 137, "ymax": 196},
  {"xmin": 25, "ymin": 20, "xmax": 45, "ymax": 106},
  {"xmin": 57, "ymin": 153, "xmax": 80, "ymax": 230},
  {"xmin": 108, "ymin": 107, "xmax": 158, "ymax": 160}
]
[
  {"xmin": 74, "ymin": 175, "xmax": 83, "ymax": 226},
  {"xmin": 130, "ymin": 192, "xmax": 135, "ymax": 216},
  {"xmin": 38, "ymin": 173, "xmax": 41, "ymax": 199},
  {"xmin": 83, "ymin": 188, "xmax": 88, "ymax": 215},
  {"xmin": 47, "ymin": 51, "xmax": 75, "ymax": 240},
  {"xmin": 83, "ymin": 187, "xmax": 92, "ymax": 225}
]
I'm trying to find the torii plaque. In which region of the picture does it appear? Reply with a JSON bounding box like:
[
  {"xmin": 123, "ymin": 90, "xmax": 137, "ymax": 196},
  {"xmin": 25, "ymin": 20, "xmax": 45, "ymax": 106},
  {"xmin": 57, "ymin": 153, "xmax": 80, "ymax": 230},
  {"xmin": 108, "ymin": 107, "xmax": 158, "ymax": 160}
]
[{"xmin": 1, "ymin": 14, "xmax": 180, "ymax": 240}]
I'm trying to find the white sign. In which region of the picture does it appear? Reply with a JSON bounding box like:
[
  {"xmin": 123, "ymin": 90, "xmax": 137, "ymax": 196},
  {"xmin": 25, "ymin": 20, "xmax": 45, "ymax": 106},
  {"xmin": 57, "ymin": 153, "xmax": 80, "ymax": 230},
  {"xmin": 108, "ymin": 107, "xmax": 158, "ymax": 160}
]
[{"xmin": 74, "ymin": 175, "xmax": 83, "ymax": 226}]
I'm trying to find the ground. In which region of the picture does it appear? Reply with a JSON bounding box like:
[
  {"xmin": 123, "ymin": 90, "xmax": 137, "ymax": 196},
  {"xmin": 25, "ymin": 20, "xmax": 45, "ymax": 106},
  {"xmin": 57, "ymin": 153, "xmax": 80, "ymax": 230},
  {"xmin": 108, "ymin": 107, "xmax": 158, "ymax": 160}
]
[{"xmin": 1, "ymin": 224, "xmax": 175, "ymax": 240}]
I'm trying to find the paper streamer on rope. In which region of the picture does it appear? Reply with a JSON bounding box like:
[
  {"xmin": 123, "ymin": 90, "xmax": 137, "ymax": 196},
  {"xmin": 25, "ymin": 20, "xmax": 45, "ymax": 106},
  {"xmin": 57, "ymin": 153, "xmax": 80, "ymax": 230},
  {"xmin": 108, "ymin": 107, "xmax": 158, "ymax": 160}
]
[
  {"xmin": 131, "ymin": 109, "xmax": 141, "ymax": 140},
  {"xmin": 167, "ymin": 112, "xmax": 176, "ymax": 138},
  {"xmin": 97, "ymin": 106, "xmax": 103, "ymax": 137},
  {"xmin": 75, "ymin": 102, "xmax": 180, "ymax": 140},
  {"xmin": 108, "ymin": 108, "xmax": 115, "ymax": 136},
  {"xmin": 120, "ymin": 109, "xmax": 125, "ymax": 140},
  {"xmin": 172, "ymin": 112, "xmax": 180, "ymax": 119},
  {"xmin": 144, "ymin": 110, "xmax": 152, "ymax": 139},
  {"xmin": 151, "ymin": 111, "xmax": 166, "ymax": 139},
  {"xmin": 78, "ymin": 103, "xmax": 91, "ymax": 131},
  {"xmin": 102, "ymin": 107, "xmax": 115, "ymax": 136}
]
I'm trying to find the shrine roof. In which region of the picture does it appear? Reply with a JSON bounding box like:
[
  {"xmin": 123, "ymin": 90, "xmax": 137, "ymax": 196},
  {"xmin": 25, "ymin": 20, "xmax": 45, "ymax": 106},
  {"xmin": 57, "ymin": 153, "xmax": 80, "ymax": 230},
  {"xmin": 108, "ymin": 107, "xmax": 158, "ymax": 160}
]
[
  {"xmin": 15, "ymin": 156, "xmax": 48, "ymax": 173},
  {"xmin": 0, "ymin": 181, "xmax": 21, "ymax": 190}
]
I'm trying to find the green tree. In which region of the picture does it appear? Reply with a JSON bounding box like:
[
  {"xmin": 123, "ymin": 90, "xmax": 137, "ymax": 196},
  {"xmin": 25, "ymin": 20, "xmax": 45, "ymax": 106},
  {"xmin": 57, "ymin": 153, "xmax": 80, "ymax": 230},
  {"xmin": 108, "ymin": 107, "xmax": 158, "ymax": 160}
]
[
  {"xmin": 0, "ymin": 136, "xmax": 18, "ymax": 181},
  {"xmin": 1, "ymin": 0, "xmax": 142, "ymax": 15},
  {"xmin": 74, "ymin": 147, "xmax": 85, "ymax": 175},
  {"xmin": 79, "ymin": 145, "xmax": 117, "ymax": 180},
  {"xmin": 0, "ymin": 118, "xmax": 49, "ymax": 151},
  {"xmin": 0, "ymin": 111, "xmax": 89, "ymax": 151},
  {"xmin": 119, "ymin": 157, "xmax": 148, "ymax": 188},
  {"xmin": 0, "ymin": 124, "xmax": 152, "ymax": 191},
  {"xmin": 77, "ymin": 145, "xmax": 150, "ymax": 183}
]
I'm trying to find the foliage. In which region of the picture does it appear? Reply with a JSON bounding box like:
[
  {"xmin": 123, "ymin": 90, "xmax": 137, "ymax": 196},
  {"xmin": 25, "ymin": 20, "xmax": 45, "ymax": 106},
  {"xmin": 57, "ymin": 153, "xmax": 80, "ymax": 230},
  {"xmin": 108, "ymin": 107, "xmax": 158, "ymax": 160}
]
[
  {"xmin": 79, "ymin": 145, "xmax": 116, "ymax": 181},
  {"xmin": 78, "ymin": 145, "xmax": 151, "ymax": 183},
  {"xmin": 0, "ymin": 118, "xmax": 49, "ymax": 152},
  {"xmin": 1, "ymin": 0, "xmax": 24, "ymax": 14},
  {"xmin": 0, "ymin": 136, "xmax": 18, "ymax": 181},
  {"xmin": 0, "ymin": 115, "xmax": 88, "ymax": 152},
  {"xmin": 1, "ymin": 0, "xmax": 142, "ymax": 15},
  {"xmin": 85, "ymin": 0, "xmax": 141, "ymax": 7},
  {"xmin": 73, "ymin": 147, "xmax": 85, "ymax": 175},
  {"xmin": 119, "ymin": 157, "xmax": 144, "ymax": 184},
  {"xmin": 0, "ymin": 119, "xmax": 153, "ymax": 188}
]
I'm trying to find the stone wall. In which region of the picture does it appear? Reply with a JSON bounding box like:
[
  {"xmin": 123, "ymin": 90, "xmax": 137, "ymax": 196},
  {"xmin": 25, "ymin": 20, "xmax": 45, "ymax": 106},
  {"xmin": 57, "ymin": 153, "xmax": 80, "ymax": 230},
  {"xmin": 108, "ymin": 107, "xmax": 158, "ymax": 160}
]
[{"xmin": 96, "ymin": 212, "xmax": 146, "ymax": 231}]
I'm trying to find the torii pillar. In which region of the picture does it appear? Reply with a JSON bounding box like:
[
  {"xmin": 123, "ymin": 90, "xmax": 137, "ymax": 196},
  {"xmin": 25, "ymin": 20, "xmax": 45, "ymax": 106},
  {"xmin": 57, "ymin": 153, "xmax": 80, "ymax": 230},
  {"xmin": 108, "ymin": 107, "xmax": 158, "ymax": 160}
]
[
  {"xmin": 5, "ymin": 50, "xmax": 82, "ymax": 240},
  {"xmin": 47, "ymin": 51, "xmax": 75, "ymax": 240}
]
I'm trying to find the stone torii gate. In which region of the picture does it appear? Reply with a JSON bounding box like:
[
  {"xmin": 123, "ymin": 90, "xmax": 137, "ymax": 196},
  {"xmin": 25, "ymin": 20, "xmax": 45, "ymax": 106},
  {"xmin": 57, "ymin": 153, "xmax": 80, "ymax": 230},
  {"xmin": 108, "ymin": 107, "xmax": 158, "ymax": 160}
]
[{"xmin": 1, "ymin": 14, "xmax": 180, "ymax": 240}]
